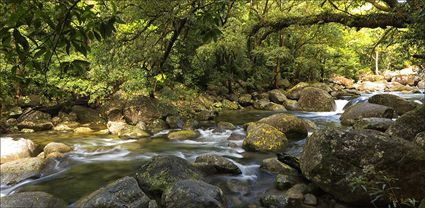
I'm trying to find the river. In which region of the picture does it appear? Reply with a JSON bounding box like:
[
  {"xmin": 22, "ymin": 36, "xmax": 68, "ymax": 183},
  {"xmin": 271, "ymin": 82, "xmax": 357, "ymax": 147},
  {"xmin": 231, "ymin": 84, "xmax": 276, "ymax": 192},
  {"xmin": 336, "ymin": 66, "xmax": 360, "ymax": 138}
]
[{"xmin": 1, "ymin": 92, "xmax": 423, "ymax": 207}]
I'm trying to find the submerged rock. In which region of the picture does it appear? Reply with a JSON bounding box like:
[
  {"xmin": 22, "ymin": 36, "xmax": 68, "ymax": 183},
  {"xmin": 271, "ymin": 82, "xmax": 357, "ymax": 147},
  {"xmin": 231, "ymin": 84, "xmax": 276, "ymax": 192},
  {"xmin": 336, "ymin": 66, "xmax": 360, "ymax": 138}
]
[
  {"xmin": 368, "ymin": 94, "xmax": 419, "ymax": 115},
  {"xmin": 300, "ymin": 128, "xmax": 425, "ymax": 205},
  {"xmin": 0, "ymin": 192, "xmax": 67, "ymax": 208},
  {"xmin": 1, "ymin": 157, "xmax": 46, "ymax": 185},
  {"xmin": 340, "ymin": 103, "xmax": 394, "ymax": 126},
  {"xmin": 167, "ymin": 130, "xmax": 199, "ymax": 140},
  {"xmin": 76, "ymin": 176, "xmax": 152, "ymax": 208},
  {"xmin": 386, "ymin": 104, "xmax": 425, "ymax": 141},
  {"xmin": 1, "ymin": 137, "xmax": 36, "ymax": 164},
  {"xmin": 260, "ymin": 193, "xmax": 288, "ymax": 208},
  {"xmin": 297, "ymin": 87, "xmax": 336, "ymax": 112},
  {"xmin": 162, "ymin": 179, "xmax": 226, "ymax": 208},
  {"xmin": 243, "ymin": 123, "xmax": 287, "ymax": 152},
  {"xmin": 258, "ymin": 113, "xmax": 308, "ymax": 139},
  {"xmin": 135, "ymin": 155, "xmax": 202, "ymax": 195},
  {"xmin": 194, "ymin": 154, "xmax": 241, "ymax": 175}
]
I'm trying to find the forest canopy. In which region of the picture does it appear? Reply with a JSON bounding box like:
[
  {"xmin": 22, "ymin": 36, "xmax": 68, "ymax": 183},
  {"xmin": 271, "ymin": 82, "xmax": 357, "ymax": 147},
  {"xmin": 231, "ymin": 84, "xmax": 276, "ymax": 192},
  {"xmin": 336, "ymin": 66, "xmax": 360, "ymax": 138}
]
[{"xmin": 0, "ymin": 0, "xmax": 424, "ymax": 104}]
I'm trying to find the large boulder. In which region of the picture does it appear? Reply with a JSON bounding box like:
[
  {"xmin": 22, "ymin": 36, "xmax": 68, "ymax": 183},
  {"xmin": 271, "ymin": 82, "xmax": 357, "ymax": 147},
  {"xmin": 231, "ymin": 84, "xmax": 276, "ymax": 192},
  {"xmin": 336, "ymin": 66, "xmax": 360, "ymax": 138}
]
[
  {"xmin": 76, "ymin": 176, "xmax": 152, "ymax": 208},
  {"xmin": 16, "ymin": 109, "xmax": 53, "ymax": 131},
  {"xmin": 258, "ymin": 114, "xmax": 308, "ymax": 139},
  {"xmin": 340, "ymin": 103, "xmax": 394, "ymax": 126},
  {"xmin": 386, "ymin": 105, "xmax": 425, "ymax": 141},
  {"xmin": 353, "ymin": 117, "xmax": 395, "ymax": 132},
  {"xmin": 71, "ymin": 105, "xmax": 105, "ymax": 124},
  {"xmin": 107, "ymin": 121, "xmax": 150, "ymax": 139},
  {"xmin": 269, "ymin": 89, "xmax": 288, "ymax": 104},
  {"xmin": 162, "ymin": 179, "xmax": 225, "ymax": 208},
  {"xmin": 260, "ymin": 157, "xmax": 299, "ymax": 176},
  {"xmin": 1, "ymin": 137, "xmax": 36, "ymax": 164},
  {"xmin": 123, "ymin": 96, "xmax": 176, "ymax": 125},
  {"xmin": 368, "ymin": 94, "xmax": 419, "ymax": 115},
  {"xmin": 300, "ymin": 128, "xmax": 425, "ymax": 205},
  {"xmin": 135, "ymin": 155, "xmax": 203, "ymax": 195},
  {"xmin": 0, "ymin": 192, "xmax": 67, "ymax": 208},
  {"xmin": 194, "ymin": 154, "xmax": 241, "ymax": 175},
  {"xmin": 297, "ymin": 87, "xmax": 336, "ymax": 112},
  {"xmin": 285, "ymin": 82, "xmax": 310, "ymax": 100},
  {"xmin": 330, "ymin": 75, "xmax": 354, "ymax": 87},
  {"xmin": 1, "ymin": 157, "xmax": 46, "ymax": 185},
  {"xmin": 242, "ymin": 123, "xmax": 288, "ymax": 153}
]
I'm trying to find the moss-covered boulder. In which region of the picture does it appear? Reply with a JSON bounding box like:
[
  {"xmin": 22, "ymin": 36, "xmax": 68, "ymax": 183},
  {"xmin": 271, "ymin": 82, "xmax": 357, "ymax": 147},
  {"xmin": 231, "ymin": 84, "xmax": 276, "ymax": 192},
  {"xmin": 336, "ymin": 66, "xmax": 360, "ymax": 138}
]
[
  {"xmin": 0, "ymin": 192, "xmax": 67, "ymax": 208},
  {"xmin": 386, "ymin": 105, "xmax": 425, "ymax": 141},
  {"xmin": 340, "ymin": 103, "xmax": 394, "ymax": 126},
  {"xmin": 300, "ymin": 128, "xmax": 425, "ymax": 205},
  {"xmin": 258, "ymin": 114, "xmax": 308, "ymax": 139},
  {"xmin": 297, "ymin": 87, "xmax": 336, "ymax": 112},
  {"xmin": 242, "ymin": 123, "xmax": 288, "ymax": 152},
  {"xmin": 162, "ymin": 179, "xmax": 225, "ymax": 208},
  {"xmin": 135, "ymin": 155, "xmax": 203, "ymax": 196},
  {"xmin": 238, "ymin": 94, "xmax": 253, "ymax": 107},
  {"xmin": 368, "ymin": 94, "xmax": 419, "ymax": 115},
  {"xmin": 285, "ymin": 82, "xmax": 310, "ymax": 100},
  {"xmin": 167, "ymin": 130, "xmax": 199, "ymax": 140},
  {"xmin": 194, "ymin": 154, "xmax": 241, "ymax": 175},
  {"xmin": 217, "ymin": 121, "xmax": 236, "ymax": 130},
  {"xmin": 269, "ymin": 89, "xmax": 288, "ymax": 104},
  {"xmin": 76, "ymin": 176, "xmax": 152, "ymax": 208}
]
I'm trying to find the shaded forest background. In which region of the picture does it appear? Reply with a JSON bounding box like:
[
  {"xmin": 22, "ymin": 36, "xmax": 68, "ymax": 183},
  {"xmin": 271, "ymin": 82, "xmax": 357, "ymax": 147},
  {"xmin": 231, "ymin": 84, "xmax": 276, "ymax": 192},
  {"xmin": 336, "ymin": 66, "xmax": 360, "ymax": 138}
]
[{"xmin": 0, "ymin": 0, "xmax": 424, "ymax": 105}]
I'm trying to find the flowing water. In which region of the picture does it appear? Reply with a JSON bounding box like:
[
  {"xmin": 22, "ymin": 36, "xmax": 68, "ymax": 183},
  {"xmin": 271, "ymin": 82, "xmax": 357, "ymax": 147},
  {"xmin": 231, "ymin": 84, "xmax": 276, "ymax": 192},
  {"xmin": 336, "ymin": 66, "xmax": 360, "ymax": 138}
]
[{"xmin": 1, "ymin": 93, "xmax": 423, "ymax": 207}]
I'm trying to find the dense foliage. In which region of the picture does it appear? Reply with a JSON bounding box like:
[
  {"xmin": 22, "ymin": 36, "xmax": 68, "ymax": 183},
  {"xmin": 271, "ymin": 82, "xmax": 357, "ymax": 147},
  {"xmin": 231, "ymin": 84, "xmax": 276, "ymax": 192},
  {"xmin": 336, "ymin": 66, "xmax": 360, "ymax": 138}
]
[{"xmin": 0, "ymin": 0, "xmax": 424, "ymax": 104}]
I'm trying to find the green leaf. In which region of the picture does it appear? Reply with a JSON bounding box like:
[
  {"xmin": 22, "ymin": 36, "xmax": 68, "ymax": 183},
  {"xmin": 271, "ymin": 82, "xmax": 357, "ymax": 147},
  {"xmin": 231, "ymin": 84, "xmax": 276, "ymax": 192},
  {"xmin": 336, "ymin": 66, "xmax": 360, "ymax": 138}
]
[{"xmin": 13, "ymin": 29, "xmax": 29, "ymax": 50}]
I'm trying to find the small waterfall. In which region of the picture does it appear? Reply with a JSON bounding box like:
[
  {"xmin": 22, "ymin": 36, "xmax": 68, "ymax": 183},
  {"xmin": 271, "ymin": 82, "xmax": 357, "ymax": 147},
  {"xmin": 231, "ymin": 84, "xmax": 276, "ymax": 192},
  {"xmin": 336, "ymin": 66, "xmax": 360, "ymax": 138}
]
[{"xmin": 334, "ymin": 100, "xmax": 349, "ymax": 113}]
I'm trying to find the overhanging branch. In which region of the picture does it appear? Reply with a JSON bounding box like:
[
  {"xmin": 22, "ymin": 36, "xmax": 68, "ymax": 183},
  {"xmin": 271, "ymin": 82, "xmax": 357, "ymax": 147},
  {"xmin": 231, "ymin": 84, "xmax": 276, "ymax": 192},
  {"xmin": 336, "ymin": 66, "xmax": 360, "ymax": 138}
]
[{"xmin": 247, "ymin": 11, "xmax": 412, "ymax": 54}]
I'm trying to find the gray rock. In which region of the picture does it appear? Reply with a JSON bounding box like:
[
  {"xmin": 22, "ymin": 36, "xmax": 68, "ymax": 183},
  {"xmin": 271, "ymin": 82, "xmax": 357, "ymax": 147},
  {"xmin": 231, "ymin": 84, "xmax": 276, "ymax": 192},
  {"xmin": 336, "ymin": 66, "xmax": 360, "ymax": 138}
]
[
  {"xmin": 194, "ymin": 154, "xmax": 241, "ymax": 175},
  {"xmin": 1, "ymin": 157, "xmax": 46, "ymax": 185},
  {"xmin": 135, "ymin": 155, "xmax": 202, "ymax": 195},
  {"xmin": 276, "ymin": 174, "xmax": 301, "ymax": 190},
  {"xmin": 76, "ymin": 176, "xmax": 151, "ymax": 208},
  {"xmin": 162, "ymin": 179, "xmax": 225, "ymax": 208},
  {"xmin": 166, "ymin": 115, "xmax": 184, "ymax": 129},
  {"xmin": 1, "ymin": 137, "xmax": 36, "ymax": 164},
  {"xmin": 298, "ymin": 87, "xmax": 336, "ymax": 112},
  {"xmin": 217, "ymin": 121, "xmax": 236, "ymax": 130},
  {"xmin": 269, "ymin": 89, "xmax": 288, "ymax": 104},
  {"xmin": 415, "ymin": 132, "xmax": 425, "ymax": 150},
  {"xmin": 300, "ymin": 128, "xmax": 425, "ymax": 205},
  {"xmin": 0, "ymin": 192, "xmax": 67, "ymax": 208},
  {"xmin": 303, "ymin": 193, "xmax": 318, "ymax": 206},
  {"xmin": 71, "ymin": 105, "xmax": 105, "ymax": 124},
  {"xmin": 368, "ymin": 94, "xmax": 419, "ymax": 115},
  {"xmin": 261, "ymin": 157, "xmax": 299, "ymax": 176},
  {"xmin": 260, "ymin": 193, "xmax": 288, "ymax": 208},
  {"xmin": 353, "ymin": 117, "xmax": 395, "ymax": 132},
  {"xmin": 340, "ymin": 103, "xmax": 394, "ymax": 126},
  {"xmin": 386, "ymin": 105, "xmax": 425, "ymax": 141}
]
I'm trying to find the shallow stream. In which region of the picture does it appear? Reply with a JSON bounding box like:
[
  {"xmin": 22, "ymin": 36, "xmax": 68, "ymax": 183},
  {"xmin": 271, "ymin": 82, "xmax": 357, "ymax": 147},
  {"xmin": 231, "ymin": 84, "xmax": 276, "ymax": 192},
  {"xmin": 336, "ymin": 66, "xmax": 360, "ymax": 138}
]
[{"xmin": 1, "ymin": 93, "xmax": 423, "ymax": 207}]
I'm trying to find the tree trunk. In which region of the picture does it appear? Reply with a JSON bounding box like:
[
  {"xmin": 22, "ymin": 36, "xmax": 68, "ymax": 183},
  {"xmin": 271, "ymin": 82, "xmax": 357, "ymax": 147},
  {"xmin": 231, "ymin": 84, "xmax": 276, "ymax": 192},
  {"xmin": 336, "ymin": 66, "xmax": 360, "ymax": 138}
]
[
  {"xmin": 274, "ymin": 32, "xmax": 283, "ymax": 89},
  {"xmin": 375, "ymin": 50, "xmax": 379, "ymax": 75}
]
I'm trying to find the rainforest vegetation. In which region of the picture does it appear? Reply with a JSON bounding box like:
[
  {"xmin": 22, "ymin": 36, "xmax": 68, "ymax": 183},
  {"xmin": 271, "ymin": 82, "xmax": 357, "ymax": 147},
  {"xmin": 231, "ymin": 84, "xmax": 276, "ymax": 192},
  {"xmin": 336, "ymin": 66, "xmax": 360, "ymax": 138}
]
[{"xmin": 0, "ymin": 0, "xmax": 424, "ymax": 105}]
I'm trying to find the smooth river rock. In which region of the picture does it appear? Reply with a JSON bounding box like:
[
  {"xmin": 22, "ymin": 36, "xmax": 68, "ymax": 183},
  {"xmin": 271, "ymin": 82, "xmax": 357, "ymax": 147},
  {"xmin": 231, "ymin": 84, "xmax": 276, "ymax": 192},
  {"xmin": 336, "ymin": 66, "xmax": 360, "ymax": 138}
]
[
  {"xmin": 1, "ymin": 137, "xmax": 36, "ymax": 164},
  {"xmin": 300, "ymin": 128, "xmax": 425, "ymax": 205}
]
